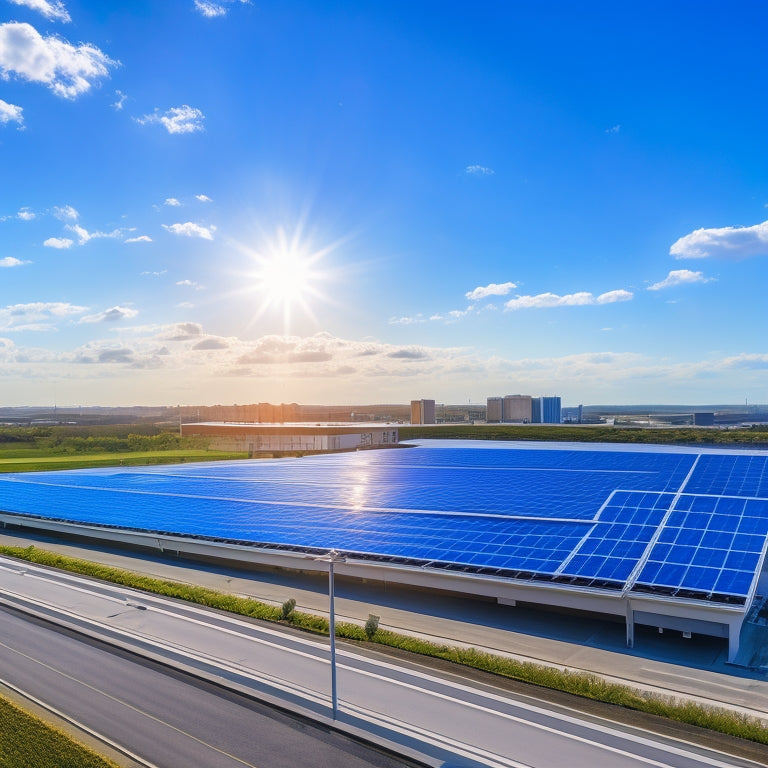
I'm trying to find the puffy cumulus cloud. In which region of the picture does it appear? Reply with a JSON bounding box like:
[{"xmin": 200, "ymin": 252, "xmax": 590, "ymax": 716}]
[
  {"xmin": 136, "ymin": 105, "xmax": 204, "ymax": 134},
  {"xmin": 670, "ymin": 220, "xmax": 768, "ymax": 260},
  {"xmin": 465, "ymin": 281, "xmax": 517, "ymax": 301},
  {"xmin": 0, "ymin": 256, "xmax": 30, "ymax": 267},
  {"xmin": 504, "ymin": 289, "xmax": 632, "ymax": 310},
  {"xmin": 164, "ymin": 197, "xmax": 181, "ymax": 207},
  {"xmin": 16, "ymin": 207, "xmax": 35, "ymax": 220},
  {"xmin": 0, "ymin": 98, "xmax": 24, "ymax": 127},
  {"xmin": 0, "ymin": 300, "xmax": 86, "ymax": 331},
  {"xmin": 43, "ymin": 236, "xmax": 73, "ymax": 248},
  {"xmin": 465, "ymin": 165, "xmax": 494, "ymax": 175},
  {"xmin": 163, "ymin": 221, "xmax": 215, "ymax": 240},
  {"xmin": 7, "ymin": 1, "xmax": 71, "ymax": 23},
  {"xmin": 125, "ymin": 235, "xmax": 152, "ymax": 244},
  {"xmin": 648, "ymin": 269, "xmax": 713, "ymax": 291},
  {"xmin": 0, "ymin": 22, "xmax": 116, "ymax": 99},
  {"xmin": 79, "ymin": 306, "xmax": 139, "ymax": 324},
  {"xmin": 195, "ymin": 194, "xmax": 212, "ymax": 202},
  {"xmin": 53, "ymin": 204, "xmax": 78, "ymax": 220}
]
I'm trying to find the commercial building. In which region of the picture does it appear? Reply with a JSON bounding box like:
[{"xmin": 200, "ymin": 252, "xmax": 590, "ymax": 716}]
[
  {"xmin": 503, "ymin": 395, "xmax": 533, "ymax": 423},
  {"xmin": 486, "ymin": 397, "xmax": 503, "ymax": 423},
  {"xmin": 410, "ymin": 399, "xmax": 436, "ymax": 425},
  {"xmin": 181, "ymin": 422, "xmax": 399, "ymax": 454},
  {"xmin": 532, "ymin": 396, "xmax": 562, "ymax": 424}
]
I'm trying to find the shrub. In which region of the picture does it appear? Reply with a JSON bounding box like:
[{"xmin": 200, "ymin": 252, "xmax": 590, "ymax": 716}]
[
  {"xmin": 365, "ymin": 613, "xmax": 380, "ymax": 640},
  {"xmin": 281, "ymin": 597, "xmax": 297, "ymax": 620}
]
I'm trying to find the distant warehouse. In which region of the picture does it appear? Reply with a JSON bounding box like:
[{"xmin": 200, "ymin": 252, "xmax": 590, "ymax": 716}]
[{"xmin": 181, "ymin": 422, "xmax": 399, "ymax": 455}]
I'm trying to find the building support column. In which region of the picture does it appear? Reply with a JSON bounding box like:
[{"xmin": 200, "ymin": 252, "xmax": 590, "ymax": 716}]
[
  {"xmin": 625, "ymin": 600, "xmax": 634, "ymax": 649},
  {"xmin": 727, "ymin": 618, "xmax": 741, "ymax": 663}
]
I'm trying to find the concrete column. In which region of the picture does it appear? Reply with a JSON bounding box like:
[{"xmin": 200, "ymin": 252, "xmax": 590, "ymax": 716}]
[
  {"xmin": 625, "ymin": 600, "xmax": 634, "ymax": 649},
  {"xmin": 727, "ymin": 618, "xmax": 741, "ymax": 663}
]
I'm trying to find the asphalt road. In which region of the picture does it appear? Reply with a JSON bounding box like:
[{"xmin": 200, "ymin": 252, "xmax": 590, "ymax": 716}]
[
  {"xmin": 1, "ymin": 557, "xmax": 763, "ymax": 768},
  {"xmin": 0, "ymin": 606, "xmax": 418, "ymax": 768}
]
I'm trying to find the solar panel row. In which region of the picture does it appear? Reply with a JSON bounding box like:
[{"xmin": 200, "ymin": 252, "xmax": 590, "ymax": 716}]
[{"xmin": 0, "ymin": 442, "xmax": 767, "ymax": 604}]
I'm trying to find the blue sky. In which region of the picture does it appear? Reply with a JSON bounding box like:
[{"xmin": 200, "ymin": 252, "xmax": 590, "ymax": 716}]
[{"xmin": 1, "ymin": 0, "xmax": 766, "ymax": 407}]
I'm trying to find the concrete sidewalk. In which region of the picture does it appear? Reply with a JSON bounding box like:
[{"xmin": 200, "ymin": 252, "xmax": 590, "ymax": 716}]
[{"xmin": 1, "ymin": 529, "xmax": 767, "ymax": 721}]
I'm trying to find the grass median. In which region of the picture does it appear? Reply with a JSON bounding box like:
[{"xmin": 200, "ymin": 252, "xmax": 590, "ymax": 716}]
[
  {"xmin": 0, "ymin": 695, "xmax": 119, "ymax": 768},
  {"xmin": 1, "ymin": 543, "xmax": 766, "ymax": 747}
]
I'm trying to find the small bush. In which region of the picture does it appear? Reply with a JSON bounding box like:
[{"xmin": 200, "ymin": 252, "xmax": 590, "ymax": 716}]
[
  {"xmin": 281, "ymin": 597, "xmax": 297, "ymax": 620},
  {"xmin": 365, "ymin": 613, "xmax": 380, "ymax": 640}
]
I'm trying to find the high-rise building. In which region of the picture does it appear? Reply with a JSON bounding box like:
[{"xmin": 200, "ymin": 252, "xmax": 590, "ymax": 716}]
[
  {"xmin": 486, "ymin": 397, "xmax": 503, "ymax": 423},
  {"xmin": 410, "ymin": 399, "xmax": 436, "ymax": 424},
  {"xmin": 502, "ymin": 395, "xmax": 533, "ymax": 423},
  {"xmin": 532, "ymin": 396, "xmax": 562, "ymax": 424}
]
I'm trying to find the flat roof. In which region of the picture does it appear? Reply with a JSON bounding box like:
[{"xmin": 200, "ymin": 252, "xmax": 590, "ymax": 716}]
[{"xmin": 0, "ymin": 439, "xmax": 766, "ymax": 608}]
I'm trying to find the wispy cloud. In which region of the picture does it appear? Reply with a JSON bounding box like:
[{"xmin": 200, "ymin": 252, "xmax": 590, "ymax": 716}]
[
  {"xmin": 193, "ymin": 0, "xmax": 249, "ymax": 18},
  {"xmin": 16, "ymin": 207, "xmax": 35, "ymax": 221},
  {"xmin": 195, "ymin": 194, "xmax": 212, "ymax": 202},
  {"xmin": 164, "ymin": 197, "xmax": 181, "ymax": 207},
  {"xmin": 504, "ymin": 289, "xmax": 633, "ymax": 310},
  {"xmin": 136, "ymin": 105, "xmax": 205, "ymax": 134},
  {"xmin": 111, "ymin": 89, "xmax": 127, "ymax": 110},
  {"xmin": 0, "ymin": 257, "xmax": 30, "ymax": 268},
  {"xmin": 465, "ymin": 164, "xmax": 495, "ymax": 176},
  {"xmin": 7, "ymin": 0, "xmax": 71, "ymax": 23},
  {"xmin": 465, "ymin": 281, "xmax": 517, "ymax": 301},
  {"xmin": 53, "ymin": 204, "xmax": 78, "ymax": 221},
  {"xmin": 125, "ymin": 235, "xmax": 152, "ymax": 244},
  {"xmin": 670, "ymin": 220, "xmax": 768, "ymax": 260},
  {"xmin": 176, "ymin": 279, "xmax": 203, "ymax": 290},
  {"xmin": 605, "ymin": 124, "xmax": 621, "ymax": 134},
  {"xmin": 80, "ymin": 306, "xmax": 138, "ymax": 324},
  {"xmin": 0, "ymin": 301, "xmax": 86, "ymax": 331},
  {"xmin": 0, "ymin": 98, "xmax": 24, "ymax": 128},
  {"xmin": 648, "ymin": 269, "xmax": 713, "ymax": 291},
  {"xmin": 0, "ymin": 22, "xmax": 116, "ymax": 99},
  {"xmin": 163, "ymin": 222, "xmax": 216, "ymax": 240},
  {"xmin": 43, "ymin": 236, "xmax": 73, "ymax": 249},
  {"xmin": 66, "ymin": 223, "xmax": 123, "ymax": 245}
]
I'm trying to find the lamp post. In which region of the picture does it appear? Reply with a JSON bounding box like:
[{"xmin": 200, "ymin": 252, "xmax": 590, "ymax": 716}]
[{"xmin": 316, "ymin": 549, "xmax": 345, "ymax": 719}]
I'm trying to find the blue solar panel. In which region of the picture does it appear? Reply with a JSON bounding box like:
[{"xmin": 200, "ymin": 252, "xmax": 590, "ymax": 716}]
[{"xmin": 0, "ymin": 441, "xmax": 767, "ymax": 602}]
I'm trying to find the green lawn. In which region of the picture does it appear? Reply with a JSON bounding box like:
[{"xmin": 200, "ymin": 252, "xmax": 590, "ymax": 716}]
[{"xmin": 0, "ymin": 449, "xmax": 248, "ymax": 473}]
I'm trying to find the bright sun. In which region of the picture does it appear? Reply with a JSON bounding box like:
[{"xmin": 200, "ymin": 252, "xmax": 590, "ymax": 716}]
[{"xmin": 244, "ymin": 226, "xmax": 335, "ymax": 332}]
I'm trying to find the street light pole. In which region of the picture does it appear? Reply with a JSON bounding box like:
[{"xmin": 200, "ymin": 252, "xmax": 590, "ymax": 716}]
[{"xmin": 328, "ymin": 551, "xmax": 338, "ymax": 720}]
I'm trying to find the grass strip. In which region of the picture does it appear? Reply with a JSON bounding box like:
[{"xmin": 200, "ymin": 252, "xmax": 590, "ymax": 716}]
[
  {"xmin": 1, "ymin": 544, "xmax": 766, "ymax": 745},
  {"xmin": 0, "ymin": 694, "xmax": 119, "ymax": 768}
]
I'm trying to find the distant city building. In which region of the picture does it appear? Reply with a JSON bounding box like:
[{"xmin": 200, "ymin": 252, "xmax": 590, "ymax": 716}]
[
  {"xmin": 410, "ymin": 399, "xmax": 436, "ymax": 425},
  {"xmin": 532, "ymin": 396, "xmax": 562, "ymax": 424},
  {"xmin": 502, "ymin": 395, "xmax": 533, "ymax": 423},
  {"xmin": 486, "ymin": 397, "xmax": 503, "ymax": 423}
]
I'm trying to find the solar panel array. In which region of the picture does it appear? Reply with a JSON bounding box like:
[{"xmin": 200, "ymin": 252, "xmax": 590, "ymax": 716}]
[{"xmin": 0, "ymin": 440, "xmax": 767, "ymax": 605}]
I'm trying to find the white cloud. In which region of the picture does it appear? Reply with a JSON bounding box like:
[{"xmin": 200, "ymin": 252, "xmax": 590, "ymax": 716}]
[
  {"xmin": 504, "ymin": 289, "xmax": 633, "ymax": 311},
  {"xmin": 0, "ymin": 300, "xmax": 86, "ymax": 331},
  {"xmin": 43, "ymin": 236, "xmax": 73, "ymax": 248},
  {"xmin": 0, "ymin": 22, "xmax": 116, "ymax": 99},
  {"xmin": 53, "ymin": 204, "xmax": 78, "ymax": 220},
  {"xmin": 16, "ymin": 206, "xmax": 35, "ymax": 220},
  {"xmin": 193, "ymin": 0, "xmax": 249, "ymax": 18},
  {"xmin": 163, "ymin": 221, "xmax": 216, "ymax": 240},
  {"xmin": 136, "ymin": 105, "xmax": 205, "ymax": 134},
  {"xmin": 111, "ymin": 89, "xmax": 126, "ymax": 110},
  {"xmin": 605, "ymin": 124, "xmax": 620, "ymax": 134},
  {"xmin": 194, "ymin": 1, "xmax": 227, "ymax": 17},
  {"xmin": 465, "ymin": 165, "xmax": 494, "ymax": 176},
  {"xmin": 670, "ymin": 220, "xmax": 768, "ymax": 260},
  {"xmin": 141, "ymin": 269, "xmax": 166, "ymax": 276},
  {"xmin": 0, "ymin": 257, "xmax": 29, "ymax": 267},
  {"xmin": 195, "ymin": 194, "xmax": 212, "ymax": 202},
  {"xmin": 66, "ymin": 223, "xmax": 122, "ymax": 245},
  {"xmin": 465, "ymin": 281, "xmax": 517, "ymax": 301},
  {"xmin": 80, "ymin": 306, "xmax": 138, "ymax": 324},
  {"xmin": 0, "ymin": 98, "xmax": 24, "ymax": 127},
  {"xmin": 176, "ymin": 279, "xmax": 203, "ymax": 289},
  {"xmin": 164, "ymin": 197, "xmax": 181, "ymax": 206},
  {"xmin": 125, "ymin": 235, "xmax": 152, "ymax": 244},
  {"xmin": 7, "ymin": 0, "xmax": 71, "ymax": 23},
  {"xmin": 648, "ymin": 269, "xmax": 713, "ymax": 291}
]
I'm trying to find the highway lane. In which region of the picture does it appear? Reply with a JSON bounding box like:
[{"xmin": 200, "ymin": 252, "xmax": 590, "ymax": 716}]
[
  {"xmin": 0, "ymin": 556, "xmax": 763, "ymax": 768},
  {"xmin": 0, "ymin": 607, "xmax": 418, "ymax": 768}
]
